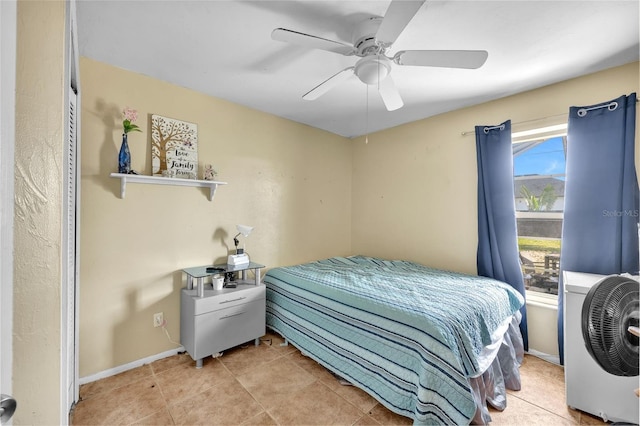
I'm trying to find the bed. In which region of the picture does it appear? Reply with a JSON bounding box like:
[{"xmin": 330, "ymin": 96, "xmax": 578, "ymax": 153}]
[{"xmin": 264, "ymin": 256, "xmax": 525, "ymax": 425}]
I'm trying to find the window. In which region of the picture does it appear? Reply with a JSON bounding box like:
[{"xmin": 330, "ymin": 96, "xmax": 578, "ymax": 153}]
[{"xmin": 512, "ymin": 125, "xmax": 567, "ymax": 297}]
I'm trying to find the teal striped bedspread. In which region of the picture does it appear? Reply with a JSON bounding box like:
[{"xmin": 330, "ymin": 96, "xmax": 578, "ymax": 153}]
[{"xmin": 265, "ymin": 256, "xmax": 524, "ymax": 425}]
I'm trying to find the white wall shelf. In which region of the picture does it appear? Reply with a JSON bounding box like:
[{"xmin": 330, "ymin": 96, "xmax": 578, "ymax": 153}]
[{"xmin": 110, "ymin": 173, "xmax": 228, "ymax": 201}]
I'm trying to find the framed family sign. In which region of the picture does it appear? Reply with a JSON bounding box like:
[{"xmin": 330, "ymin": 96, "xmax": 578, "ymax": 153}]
[{"xmin": 151, "ymin": 114, "xmax": 198, "ymax": 178}]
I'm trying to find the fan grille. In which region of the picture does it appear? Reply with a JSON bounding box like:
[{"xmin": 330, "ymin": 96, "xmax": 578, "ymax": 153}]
[{"xmin": 581, "ymin": 276, "xmax": 639, "ymax": 377}]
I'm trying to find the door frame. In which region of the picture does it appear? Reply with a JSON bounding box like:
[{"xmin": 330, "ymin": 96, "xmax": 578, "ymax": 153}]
[
  {"xmin": 1, "ymin": 3, "xmax": 81, "ymax": 422},
  {"xmin": 0, "ymin": 0, "xmax": 17, "ymax": 420}
]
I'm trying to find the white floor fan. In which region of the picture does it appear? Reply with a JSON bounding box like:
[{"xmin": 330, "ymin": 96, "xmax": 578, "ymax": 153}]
[{"xmin": 271, "ymin": 0, "xmax": 488, "ymax": 111}]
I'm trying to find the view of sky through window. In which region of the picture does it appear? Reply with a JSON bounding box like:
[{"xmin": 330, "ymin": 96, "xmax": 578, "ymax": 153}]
[{"xmin": 513, "ymin": 136, "xmax": 566, "ymax": 177}]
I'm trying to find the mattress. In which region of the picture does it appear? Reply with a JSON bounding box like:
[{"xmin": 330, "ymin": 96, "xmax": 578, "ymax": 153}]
[{"xmin": 264, "ymin": 256, "xmax": 524, "ymax": 425}]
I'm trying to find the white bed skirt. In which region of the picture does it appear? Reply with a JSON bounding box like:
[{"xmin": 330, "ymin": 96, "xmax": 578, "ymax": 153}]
[{"xmin": 469, "ymin": 312, "xmax": 524, "ymax": 424}]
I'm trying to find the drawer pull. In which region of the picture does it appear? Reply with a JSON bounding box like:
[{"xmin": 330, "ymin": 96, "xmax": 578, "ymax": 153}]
[
  {"xmin": 220, "ymin": 312, "xmax": 245, "ymax": 320},
  {"xmin": 219, "ymin": 296, "xmax": 246, "ymax": 304}
]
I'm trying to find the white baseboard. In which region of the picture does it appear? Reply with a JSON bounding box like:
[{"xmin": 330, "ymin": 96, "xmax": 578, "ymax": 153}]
[
  {"xmin": 79, "ymin": 346, "xmax": 185, "ymax": 385},
  {"xmin": 527, "ymin": 348, "xmax": 561, "ymax": 366}
]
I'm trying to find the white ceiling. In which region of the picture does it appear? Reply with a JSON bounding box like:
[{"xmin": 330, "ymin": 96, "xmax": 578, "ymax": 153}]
[{"xmin": 76, "ymin": 1, "xmax": 639, "ymax": 138}]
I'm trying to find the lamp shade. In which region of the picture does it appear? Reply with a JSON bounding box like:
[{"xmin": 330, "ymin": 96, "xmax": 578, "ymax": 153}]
[{"xmin": 236, "ymin": 224, "xmax": 253, "ymax": 237}]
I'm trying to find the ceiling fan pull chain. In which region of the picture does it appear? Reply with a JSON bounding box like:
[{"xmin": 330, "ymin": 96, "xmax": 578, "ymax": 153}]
[{"xmin": 365, "ymin": 86, "xmax": 369, "ymax": 144}]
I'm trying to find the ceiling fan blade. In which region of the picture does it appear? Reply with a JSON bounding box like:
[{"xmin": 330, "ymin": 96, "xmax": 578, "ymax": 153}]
[
  {"xmin": 378, "ymin": 75, "xmax": 403, "ymax": 111},
  {"xmin": 303, "ymin": 67, "xmax": 355, "ymax": 100},
  {"xmin": 394, "ymin": 50, "xmax": 489, "ymax": 69},
  {"xmin": 271, "ymin": 28, "xmax": 355, "ymax": 56},
  {"xmin": 375, "ymin": 0, "xmax": 425, "ymax": 46}
]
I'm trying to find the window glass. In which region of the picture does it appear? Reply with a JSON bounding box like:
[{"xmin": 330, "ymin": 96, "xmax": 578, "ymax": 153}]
[{"xmin": 513, "ymin": 135, "xmax": 566, "ymax": 296}]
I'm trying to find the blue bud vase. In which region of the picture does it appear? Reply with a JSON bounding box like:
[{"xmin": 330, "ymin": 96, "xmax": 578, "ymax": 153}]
[{"xmin": 118, "ymin": 133, "xmax": 131, "ymax": 174}]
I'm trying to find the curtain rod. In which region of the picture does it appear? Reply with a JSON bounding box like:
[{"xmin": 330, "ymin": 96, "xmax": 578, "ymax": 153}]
[
  {"xmin": 460, "ymin": 112, "xmax": 567, "ymax": 136},
  {"xmin": 461, "ymin": 99, "xmax": 639, "ymax": 136}
]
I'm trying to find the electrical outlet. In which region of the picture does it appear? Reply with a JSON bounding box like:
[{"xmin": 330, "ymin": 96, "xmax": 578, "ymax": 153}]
[{"xmin": 153, "ymin": 312, "xmax": 163, "ymax": 328}]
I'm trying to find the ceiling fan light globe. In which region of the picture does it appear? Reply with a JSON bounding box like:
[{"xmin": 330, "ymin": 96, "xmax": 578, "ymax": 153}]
[{"xmin": 355, "ymin": 56, "xmax": 391, "ymax": 85}]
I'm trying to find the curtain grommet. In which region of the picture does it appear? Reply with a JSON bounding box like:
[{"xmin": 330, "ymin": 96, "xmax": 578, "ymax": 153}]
[{"xmin": 483, "ymin": 124, "xmax": 505, "ymax": 134}]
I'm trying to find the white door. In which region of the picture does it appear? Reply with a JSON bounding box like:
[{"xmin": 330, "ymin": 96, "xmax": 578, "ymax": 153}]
[
  {"xmin": 63, "ymin": 85, "xmax": 79, "ymax": 418},
  {"xmin": 0, "ymin": 0, "xmax": 17, "ymax": 423},
  {"xmin": 62, "ymin": 0, "xmax": 80, "ymax": 418}
]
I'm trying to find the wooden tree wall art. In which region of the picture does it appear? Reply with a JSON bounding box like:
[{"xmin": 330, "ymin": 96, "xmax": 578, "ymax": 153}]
[{"xmin": 151, "ymin": 114, "xmax": 198, "ymax": 178}]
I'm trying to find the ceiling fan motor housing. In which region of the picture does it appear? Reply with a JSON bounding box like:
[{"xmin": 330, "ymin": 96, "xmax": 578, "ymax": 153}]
[{"xmin": 353, "ymin": 17, "xmax": 385, "ymax": 56}]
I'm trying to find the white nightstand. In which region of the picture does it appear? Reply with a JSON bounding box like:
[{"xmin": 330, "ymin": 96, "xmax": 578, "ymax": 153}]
[{"xmin": 180, "ymin": 262, "xmax": 266, "ymax": 368}]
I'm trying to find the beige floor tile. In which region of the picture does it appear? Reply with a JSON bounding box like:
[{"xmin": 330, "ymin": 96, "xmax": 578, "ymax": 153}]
[
  {"xmin": 353, "ymin": 413, "xmax": 383, "ymax": 425},
  {"xmin": 333, "ymin": 382, "xmax": 379, "ymax": 414},
  {"xmin": 261, "ymin": 330, "xmax": 299, "ymax": 356},
  {"xmin": 287, "ymin": 351, "xmax": 344, "ymax": 391},
  {"xmin": 79, "ymin": 364, "xmax": 153, "ymax": 401},
  {"xmin": 167, "ymin": 379, "xmax": 264, "ymax": 425},
  {"xmin": 73, "ymin": 343, "xmax": 594, "ymax": 426},
  {"xmin": 240, "ymin": 410, "xmax": 279, "ymax": 425},
  {"xmin": 510, "ymin": 354, "xmax": 579, "ymax": 422},
  {"xmin": 150, "ymin": 352, "xmax": 192, "ymax": 374},
  {"xmin": 236, "ymin": 356, "xmax": 317, "ymax": 410},
  {"xmin": 72, "ymin": 376, "xmax": 165, "ymax": 425},
  {"xmin": 267, "ymin": 381, "xmax": 363, "ymax": 425},
  {"xmin": 130, "ymin": 408, "xmax": 175, "ymax": 425},
  {"xmin": 366, "ymin": 403, "xmax": 413, "ymax": 425},
  {"xmin": 219, "ymin": 340, "xmax": 287, "ymax": 377},
  {"xmin": 155, "ymin": 356, "xmax": 236, "ymax": 406},
  {"xmin": 489, "ymin": 394, "xmax": 575, "ymax": 425}
]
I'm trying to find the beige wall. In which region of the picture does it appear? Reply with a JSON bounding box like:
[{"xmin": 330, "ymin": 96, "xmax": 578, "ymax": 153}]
[
  {"xmin": 351, "ymin": 61, "xmax": 640, "ymax": 356},
  {"xmin": 352, "ymin": 62, "xmax": 639, "ymax": 273},
  {"xmin": 79, "ymin": 57, "xmax": 352, "ymax": 376},
  {"xmin": 13, "ymin": 0, "xmax": 66, "ymax": 424}
]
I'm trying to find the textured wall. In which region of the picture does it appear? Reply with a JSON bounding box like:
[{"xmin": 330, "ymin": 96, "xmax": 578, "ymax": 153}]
[
  {"xmin": 79, "ymin": 57, "xmax": 352, "ymax": 377},
  {"xmin": 351, "ymin": 62, "xmax": 639, "ymax": 273},
  {"xmin": 14, "ymin": 1, "xmax": 66, "ymax": 424},
  {"xmin": 351, "ymin": 62, "xmax": 639, "ymax": 356}
]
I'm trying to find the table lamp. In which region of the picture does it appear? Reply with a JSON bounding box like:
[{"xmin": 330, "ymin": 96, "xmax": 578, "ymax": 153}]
[
  {"xmin": 234, "ymin": 224, "xmax": 253, "ymax": 254},
  {"xmin": 228, "ymin": 224, "xmax": 253, "ymax": 266}
]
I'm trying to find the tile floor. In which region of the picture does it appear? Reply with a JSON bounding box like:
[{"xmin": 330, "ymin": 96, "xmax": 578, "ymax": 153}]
[{"xmin": 71, "ymin": 331, "xmax": 607, "ymax": 425}]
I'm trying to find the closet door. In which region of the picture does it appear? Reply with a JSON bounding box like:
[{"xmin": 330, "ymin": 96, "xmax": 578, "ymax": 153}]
[
  {"xmin": 62, "ymin": 1, "xmax": 80, "ymax": 416},
  {"xmin": 0, "ymin": 1, "xmax": 17, "ymax": 423},
  {"xmin": 62, "ymin": 87, "xmax": 78, "ymax": 415}
]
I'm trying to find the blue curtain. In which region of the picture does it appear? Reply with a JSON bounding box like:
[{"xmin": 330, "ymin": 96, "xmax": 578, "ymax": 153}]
[
  {"xmin": 476, "ymin": 120, "xmax": 529, "ymax": 349},
  {"xmin": 557, "ymin": 93, "xmax": 639, "ymax": 364}
]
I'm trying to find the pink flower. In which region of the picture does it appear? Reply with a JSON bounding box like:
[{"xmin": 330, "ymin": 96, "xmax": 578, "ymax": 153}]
[
  {"xmin": 122, "ymin": 107, "xmax": 141, "ymax": 134},
  {"xmin": 123, "ymin": 107, "xmax": 138, "ymax": 122}
]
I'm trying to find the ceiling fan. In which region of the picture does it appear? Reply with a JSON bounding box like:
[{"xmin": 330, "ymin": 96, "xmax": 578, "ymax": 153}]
[{"xmin": 271, "ymin": 0, "xmax": 488, "ymax": 111}]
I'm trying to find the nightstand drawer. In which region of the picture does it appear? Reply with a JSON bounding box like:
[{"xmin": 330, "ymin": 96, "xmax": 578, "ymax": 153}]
[
  {"xmin": 191, "ymin": 299, "xmax": 266, "ymax": 359},
  {"xmin": 191, "ymin": 284, "xmax": 265, "ymax": 315}
]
